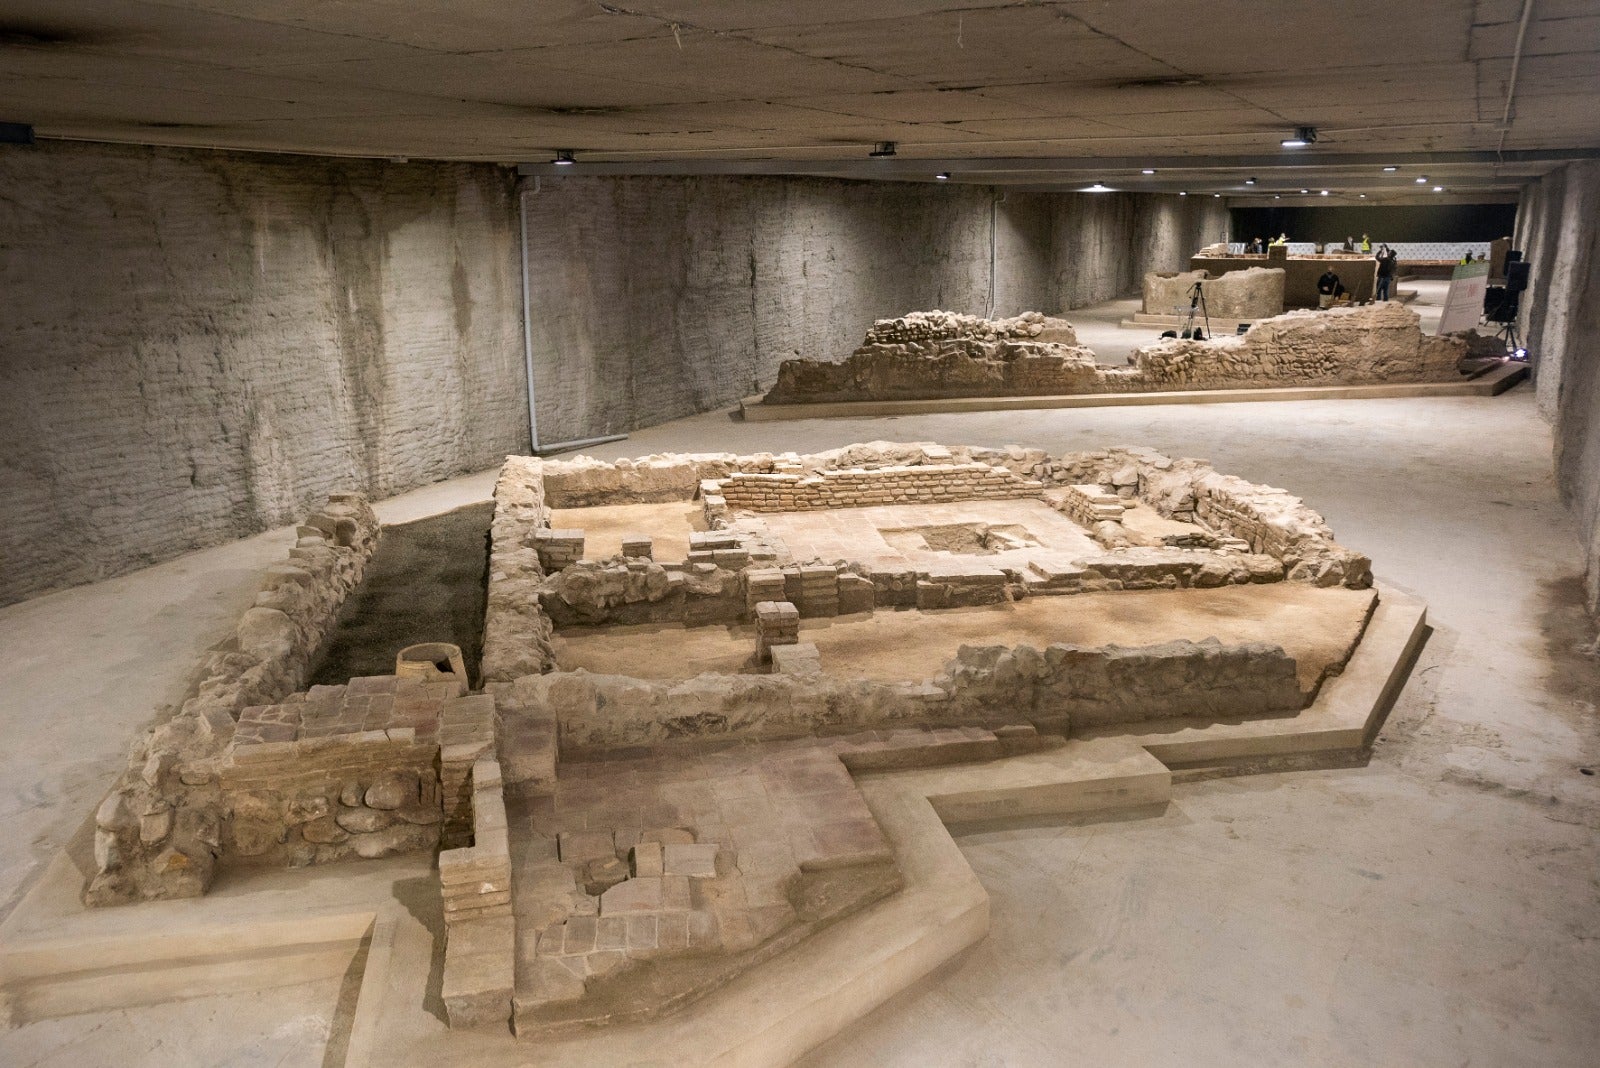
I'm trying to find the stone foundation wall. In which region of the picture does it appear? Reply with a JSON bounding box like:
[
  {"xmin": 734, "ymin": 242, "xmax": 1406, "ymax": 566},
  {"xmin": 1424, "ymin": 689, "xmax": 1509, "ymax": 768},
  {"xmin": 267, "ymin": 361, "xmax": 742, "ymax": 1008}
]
[
  {"xmin": 762, "ymin": 303, "xmax": 1465, "ymax": 405},
  {"xmin": 1068, "ymin": 446, "xmax": 1371, "ymax": 589},
  {"xmin": 1131, "ymin": 303, "xmax": 1464, "ymax": 390},
  {"xmin": 440, "ymin": 754, "xmax": 516, "ymax": 1028},
  {"xmin": 220, "ymin": 735, "xmax": 442, "ymax": 868},
  {"xmin": 86, "ymin": 493, "xmax": 382, "ymax": 905},
  {"xmin": 481, "ymin": 457, "xmax": 558, "ymax": 683},
  {"xmin": 709, "ymin": 463, "xmax": 1046, "ymax": 512},
  {"xmin": 493, "ymin": 634, "xmax": 1305, "ymax": 755},
  {"xmin": 1142, "ymin": 267, "xmax": 1285, "ymax": 319}
]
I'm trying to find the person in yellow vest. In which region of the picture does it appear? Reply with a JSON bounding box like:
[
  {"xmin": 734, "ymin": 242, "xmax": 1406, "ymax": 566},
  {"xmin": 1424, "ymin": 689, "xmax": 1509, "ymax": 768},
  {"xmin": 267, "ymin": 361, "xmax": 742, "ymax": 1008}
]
[
  {"xmin": 1360, "ymin": 233, "xmax": 1372, "ymax": 252},
  {"xmin": 1269, "ymin": 233, "xmax": 1289, "ymax": 247}
]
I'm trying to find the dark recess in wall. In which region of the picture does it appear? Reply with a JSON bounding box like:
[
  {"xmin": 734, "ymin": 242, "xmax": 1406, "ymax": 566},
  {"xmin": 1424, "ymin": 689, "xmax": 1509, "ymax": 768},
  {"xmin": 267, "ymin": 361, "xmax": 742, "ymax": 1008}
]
[{"xmin": 1230, "ymin": 203, "xmax": 1517, "ymax": 244}]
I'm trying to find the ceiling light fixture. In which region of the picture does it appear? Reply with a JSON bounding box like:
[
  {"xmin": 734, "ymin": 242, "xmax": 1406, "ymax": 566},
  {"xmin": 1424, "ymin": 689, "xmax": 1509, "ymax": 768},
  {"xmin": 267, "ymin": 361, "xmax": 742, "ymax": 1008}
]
[
  {"xmin": 1415, "ymin": 176, "xmax": 1428, "ymax": 183},
  {"xmin": 1281, "ymin": 125, "xmax": 1317, "ymax": 148},
  {"xmin": 870, "ymin": 141, "xmax": 897, "ymax": 157},
  {"xmin": 1320, "ymin": 190, "xmax": 1330, "ymax": 196},
  {"xmin": 1433, "ymin": 185, "xmax": 1444, "ymax": 192},
  {"xmin": 1383, "ymin": 165, "xmax": 1398, "ymax": 172},
  {"xmin": 1179, "ymin": 191, "xmax": 1187, "ymax": 196},
  {"xmin": 1245, "ymin": 177, "xmax": 1257, "ymax": 185},
  {"xmin": 1300, "ymin": 189, "xmax": 1309, "ymax": 194},
  {"xmin": 1274, "ymin": 194, "xmax": 1281, "ymax": 199},
  {"xmin": 1213, "ymin": 193, "xmax": 1221, "ymax": 198},
  {"xmin": 552, "ymin": 149, "xmax": 575, "ymax": 166},
  {"xmin": 1142, "ymin": 168, "xmax": 1156, "ymax": 174},
  {"xmin": 1359, "ymin": 193, "xmax": 1368, "ymax": 198},
  {"xmin": 935, "ymin": 172, "xmax": 950, "ymax": 180},
  {"xmin": 1086, "ymin": 182, "xmax": 1111, "ymax": 192}
]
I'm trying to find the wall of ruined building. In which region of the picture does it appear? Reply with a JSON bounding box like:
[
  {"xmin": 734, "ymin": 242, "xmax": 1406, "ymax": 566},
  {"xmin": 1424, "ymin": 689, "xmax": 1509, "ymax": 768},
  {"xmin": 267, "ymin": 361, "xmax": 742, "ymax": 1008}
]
[
  {"xmin": 522, "ymin": 177, "xmax": 1227, "ymax": 443},
  {"xmin": 492, "ymin": 635, "xmax": 1302, "ymax": 755},
  {"xmin": 763, "ymin": 303, "xmax": 1463, "ymax": 405},
  {"xmin": 481, "ymin": 457, "xmax": 558, "ymax": 683},
  {"xmin": 87, "ymin": 494, "xmax": 383, "ymax": 905},
  {"xmin": 1142, "ymin": 267, "xmax": 1286, "ymax": 320},
  {"xmin": 1516, "ymin": 161, "xmax": 1600, "ymax": 613},
  {"xmin": 711, "ymin": 463, "xmax": 1045, "ymax": 512},
  {"xmin": 0, "ymin": 140, "xmax": 528, "ymax": 607}
]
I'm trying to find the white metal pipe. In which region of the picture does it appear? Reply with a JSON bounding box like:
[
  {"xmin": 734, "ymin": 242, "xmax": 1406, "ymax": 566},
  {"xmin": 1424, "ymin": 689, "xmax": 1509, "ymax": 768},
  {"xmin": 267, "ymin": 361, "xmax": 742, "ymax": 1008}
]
[
  {"xmin": 1497, "ymin": 0, "xmax": 1537, "ymax": 158},
  {"xmin": 533, "ymin": 433, "xmax": 630, "ymax": 456},
  {"xmin": 518, "ymin": 179, "xmax": 541, "ymax": 451}
]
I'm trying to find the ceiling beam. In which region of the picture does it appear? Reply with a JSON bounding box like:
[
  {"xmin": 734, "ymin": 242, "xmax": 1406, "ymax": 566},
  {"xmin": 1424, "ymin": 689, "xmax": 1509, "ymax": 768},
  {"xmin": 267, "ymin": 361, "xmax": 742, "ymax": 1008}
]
[{"xmin": 518, "ymin": 147, "xmax": 1600, "ymax": 178}]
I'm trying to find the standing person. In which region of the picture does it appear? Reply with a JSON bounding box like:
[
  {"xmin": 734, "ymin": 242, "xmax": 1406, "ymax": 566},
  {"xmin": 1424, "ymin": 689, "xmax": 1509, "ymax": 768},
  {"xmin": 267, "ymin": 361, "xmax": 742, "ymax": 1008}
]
[
  {"xmin": 1360, "ymin": 233, "xmax": 1372, "ymax": 252},
  {"xmin": 1317, "ymin": 267, "xmax": 1344, "ymax": 308},
  {"xmin": 1246, "ymin": 236, "xmax": 1265, "ymax": 254},
  {"xmin": 1374, "ymin": 245, "xmax": 1398, "ymax": 301},
  {"xmin": 1270, "ymin": 232, "xmax": 1289, "ymax": 247},
  {"xmin": 1343, "ymin": 235, "xmax": 1356, "ymax": 251}
]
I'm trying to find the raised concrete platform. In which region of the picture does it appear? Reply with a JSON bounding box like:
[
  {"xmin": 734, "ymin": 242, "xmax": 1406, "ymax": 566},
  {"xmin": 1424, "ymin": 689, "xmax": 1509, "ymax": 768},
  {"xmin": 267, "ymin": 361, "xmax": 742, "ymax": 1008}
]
[
  {"xmin": 739, "ymin": 363, "xmax": 1527, "ymax": 421},
  {"xmin": 0, "ymin": 590, "xmax": 1425, "ymax": 1066}
]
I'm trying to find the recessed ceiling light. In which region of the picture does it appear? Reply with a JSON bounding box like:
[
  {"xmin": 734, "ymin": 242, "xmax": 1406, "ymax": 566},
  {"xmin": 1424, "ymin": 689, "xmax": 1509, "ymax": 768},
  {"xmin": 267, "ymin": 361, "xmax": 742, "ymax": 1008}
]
[
  {"xmin": 1300, "ymin": 189, "xmax": 1309, "ymax": 194},
  {"xmin": 1245, "ymin": 177, "xmax": 1256, "ymax": 185},
  {"xmin": 1086, "ymin": 182, "xmax": 1111, "ymax": 192},
  {"xmin": 1179, "ymin": 191, "xmax": 1187, "ymax": 196},
  {"xmin": 1213, "ymin": 193, "xmax": 1221, "ymax": 198},
  {"xmin": 1142, "ymin": 168, "xmax": 1156, "ymax": 174},
  {"xmin": 1415, "ymin": 176, "xmax": 1428, "ymax": 183},
  {"xmin": 936, "ymin": 172, "xmax": 950, "ymax": 180},
  {"xmin": 552, "ymin": 149, "xmax": 576, "ymax": 166},
  {"xmin": 1274, "ymin": 194, "xmax": 1281, "ymax": 199},
  {"xmin": 1383, "ymin": 165, "xmax": 1398, "ymax": 172},
  {"xmin": 1433, "ymin": 186, "xmax": 1444, "ymax": 192},
  {"xmin": 1320, "ymin": 190, "xmax": 1330, "ymax": 196},
  {"xmin": 1359, "ymin": 193, "xmax": 1367, "ymax": 198}
]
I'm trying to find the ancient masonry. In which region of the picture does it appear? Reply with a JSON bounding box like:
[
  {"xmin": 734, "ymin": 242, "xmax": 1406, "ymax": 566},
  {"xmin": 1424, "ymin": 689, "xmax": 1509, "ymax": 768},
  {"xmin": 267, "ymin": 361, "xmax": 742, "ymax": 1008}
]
[
  {"xmin": 762, "ymin": 302, "xmax": 1471, "ymax": 404},
  {"xmin": 76, "ymin": 438, "xmax": 1384, "ymax": 1040}
]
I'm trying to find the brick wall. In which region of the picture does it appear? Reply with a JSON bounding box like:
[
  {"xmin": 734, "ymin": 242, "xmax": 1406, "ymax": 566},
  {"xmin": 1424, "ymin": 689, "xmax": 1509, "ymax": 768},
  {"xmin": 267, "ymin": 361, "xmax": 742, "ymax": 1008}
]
[{"xmin": 710, "ymin": 462, "xmax": 1045, "ymax": 513}]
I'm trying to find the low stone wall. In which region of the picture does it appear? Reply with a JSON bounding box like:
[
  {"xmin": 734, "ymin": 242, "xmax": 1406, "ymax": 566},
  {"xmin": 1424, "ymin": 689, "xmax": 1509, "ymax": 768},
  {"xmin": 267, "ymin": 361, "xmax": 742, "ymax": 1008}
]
[
  {"xmin": 481, "ymin": 457, "xmax": 558, "ymax": 683},
  {"xmin": 538, "ymin": 558, "xmax": 747, "ymax": 628},
  {"xmin": 86, "ymin": 493, "xmax": 381, "ymax": 906},
  {"xmin": 221, "ymin": 729, "xmax": 441, "ymax": 868},
  {"xmin": 1052, "ymin": 446, "xmax": 1370, "ymax": 589},
  {"xmin": 761, "ymin": 303, "xmax": 1465, "ymax": 405},
  {"xmin": 1190, "ymin": 252, "xmax": 1379, "ymax": 307},
  {"xmin": 708, "ymin": 462, "xmax": 1046, "ymax": 513},
  {"xmin": 1130, "ymin": 303, "xmax": 1464, "ymax": 391},
  {"xmin": 1142, "ymin": 266, "xmax": 1285, "ymax": 319},
  {"xmin": 440, "ymin": 753, "xmax": 516, "ymax": 1029},
  {"xmin": 493, "ymin": 634, "xmax": 1307, "ymax": 756}
]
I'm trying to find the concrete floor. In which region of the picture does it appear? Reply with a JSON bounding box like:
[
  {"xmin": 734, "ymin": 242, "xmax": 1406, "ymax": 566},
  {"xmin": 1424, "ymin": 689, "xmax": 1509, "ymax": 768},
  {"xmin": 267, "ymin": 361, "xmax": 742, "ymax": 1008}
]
[{"xmin": 2, "ymin": 286, "xmax": 1596, "ymax": 1065}]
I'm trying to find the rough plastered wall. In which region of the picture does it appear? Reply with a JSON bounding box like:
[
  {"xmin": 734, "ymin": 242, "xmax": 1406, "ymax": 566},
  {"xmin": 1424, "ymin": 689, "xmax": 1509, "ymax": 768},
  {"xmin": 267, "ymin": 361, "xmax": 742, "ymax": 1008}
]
[
  {"xmin": 1515, "ymin": 161, "xmax": 1600, "ymax": 612},
  {"xmin": 523, "ymin": 177, "xmax": 1227, "ymax": 443},
  {"xmin": 0, "ymin": 141, "xmax": 527, "ymax": 606}
]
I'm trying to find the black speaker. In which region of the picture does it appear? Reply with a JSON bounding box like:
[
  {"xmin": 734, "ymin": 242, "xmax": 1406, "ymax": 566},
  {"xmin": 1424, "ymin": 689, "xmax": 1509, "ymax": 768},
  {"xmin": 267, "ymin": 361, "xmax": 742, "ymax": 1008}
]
[
  {"xmin": 1505, "ymin": 249, "xmax": 1523, "ymax": 264},
  {"xmin": 1484, "ymin": 286, "xmax": 1520, "ymax": 324},
  {"xmin": 1505, "ymin": 260, "xmax": 1531, "ymax": 293}
]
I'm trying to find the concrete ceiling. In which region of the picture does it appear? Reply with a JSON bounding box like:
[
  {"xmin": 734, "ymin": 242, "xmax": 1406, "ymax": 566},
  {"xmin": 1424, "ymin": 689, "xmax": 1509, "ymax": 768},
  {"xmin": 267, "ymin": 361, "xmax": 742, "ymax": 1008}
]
[{"xmin": 2, "ymin": 0, "xmax": 1598, "ymax": 199}]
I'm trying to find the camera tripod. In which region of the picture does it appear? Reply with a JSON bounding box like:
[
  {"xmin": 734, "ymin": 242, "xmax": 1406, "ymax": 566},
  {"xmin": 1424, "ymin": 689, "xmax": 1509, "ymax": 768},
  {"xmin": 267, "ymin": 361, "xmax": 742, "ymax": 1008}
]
[
  {"xmin": 1494, "ymin": 318, "xmax": 1526, "ymax": 360},
  {"xmin": 1179, "ymin": 280, "xmax": 1211, "ymax": 340}
]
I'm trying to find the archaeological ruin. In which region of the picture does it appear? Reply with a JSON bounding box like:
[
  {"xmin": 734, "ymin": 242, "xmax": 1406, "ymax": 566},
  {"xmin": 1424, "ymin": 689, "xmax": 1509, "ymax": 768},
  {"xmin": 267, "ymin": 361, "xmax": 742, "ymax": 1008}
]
[
  {"xmin": 759, "ymin": 301, "xmax": 1497, "ymax": 407},
  {"xmin": 21, "ymin": 437, "xmax": 1426, "ymax": 1058},
  {"xmin": 5, "ymin": 5, "xmax": 1599, "ymax": 1064}
]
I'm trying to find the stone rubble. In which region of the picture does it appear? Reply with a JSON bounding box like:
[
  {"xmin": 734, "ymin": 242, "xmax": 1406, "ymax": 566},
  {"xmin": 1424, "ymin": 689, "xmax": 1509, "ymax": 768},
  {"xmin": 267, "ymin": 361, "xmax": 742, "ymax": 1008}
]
[
  {"xmin": 85, "ymin": 492, "xmax": 381, "ymax": 906},
  {"xmin": 762, "ymin": 303, "xmax": 1468, "ymax": 404}
]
